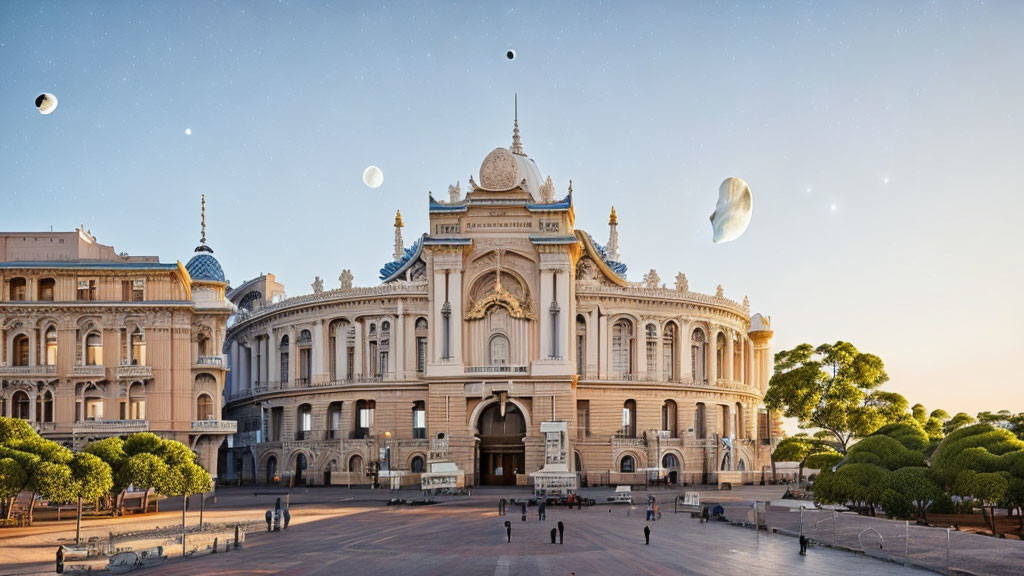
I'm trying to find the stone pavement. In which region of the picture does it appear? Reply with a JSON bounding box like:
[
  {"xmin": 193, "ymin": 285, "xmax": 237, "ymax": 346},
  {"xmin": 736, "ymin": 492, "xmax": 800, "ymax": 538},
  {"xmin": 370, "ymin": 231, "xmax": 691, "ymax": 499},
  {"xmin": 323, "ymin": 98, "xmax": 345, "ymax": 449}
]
[{"xmin": 0, "ymin": 486, "xmax": 931, "ymax": 575}]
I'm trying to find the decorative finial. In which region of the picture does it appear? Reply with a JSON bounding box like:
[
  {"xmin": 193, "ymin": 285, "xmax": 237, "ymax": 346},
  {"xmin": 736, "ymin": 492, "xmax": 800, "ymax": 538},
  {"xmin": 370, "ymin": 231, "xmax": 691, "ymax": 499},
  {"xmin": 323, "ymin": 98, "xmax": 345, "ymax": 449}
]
[
  {"xmin": 394, "ymin": 209, "xmax": 404, "ymax": 228},
  {"xmin": 609, "ymin": 206, "xmax": 618, "ymax": 226},
  {"xmin": 200, "ymin": 194, "xmax": 207, "ymax": 245},
  {"xmin": 511, "ymin": 93, "xmax": 524, "ymax": 155},
  {"xmin": 194, "ymin": 194, "xmax": 213, "ymax": 253}
]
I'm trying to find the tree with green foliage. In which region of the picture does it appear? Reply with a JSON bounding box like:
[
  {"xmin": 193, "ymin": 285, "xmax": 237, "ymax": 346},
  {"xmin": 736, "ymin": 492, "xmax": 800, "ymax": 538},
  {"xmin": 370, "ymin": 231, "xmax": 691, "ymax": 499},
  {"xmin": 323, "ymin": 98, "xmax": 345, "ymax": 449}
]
[
  {"xmin": 843, "ymin": 434, "xmax": 927, "ymax": 470},
  {"xmin": 931, "ymin": 424, "xmax": 1024, "ymax": 488},
  {"xmin": 813, "ymin": 462, "xmax": 890, "ymax": 515},
  {"xmin": 953, "ymin": 470, "xmax": 1009, "ymax": 535},
  {"xmin": 157, "ymin": 451, "xmax": 211, "ymax": 558},
  {"xmin": 889, "ymin": 466, "xmax": 943, "ymax": 522},
  {"xmin": 772, "ymin": 433, "xmax": 841, "ymax": 484},
  {"xmin": 0, "ymin": 458, "xmax": 27, "ymax": 518},
  {"xmin": 764, "ymin": 341, "xmax": 891, "ymax": 454},
  {"xmin": 912, "ymin": 404, "xmax": 928, "ymax": 426},
  {"xmin": 0, "ymin": 422, "xmax": 74, "ymax": 521},
  {"xmin": 84, "ymin": 437, "xmax": 127, "ymax": 512},
  {"xmin": 944, "ymin": 412, "xmax": 976, "ymax": 434},
  {"xmin": 123, "ymin": 452, "xmax": 167, "ymax": 512},
  {"xmin": 68, "ymin": 452, "xmax": 113, "ymax": 545}
]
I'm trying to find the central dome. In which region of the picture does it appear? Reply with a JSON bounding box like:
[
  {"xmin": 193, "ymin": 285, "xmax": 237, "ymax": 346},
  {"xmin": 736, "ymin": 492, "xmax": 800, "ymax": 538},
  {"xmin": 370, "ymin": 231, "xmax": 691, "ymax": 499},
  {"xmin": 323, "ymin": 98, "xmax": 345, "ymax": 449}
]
[{"xmin": 478, "ymin": 147, "xmax": 545, "ymax": 201}]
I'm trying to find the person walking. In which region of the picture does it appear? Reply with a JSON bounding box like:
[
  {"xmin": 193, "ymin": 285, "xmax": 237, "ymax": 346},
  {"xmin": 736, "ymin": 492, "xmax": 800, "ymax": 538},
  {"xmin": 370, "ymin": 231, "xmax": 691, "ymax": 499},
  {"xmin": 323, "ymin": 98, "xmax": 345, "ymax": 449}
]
[
  {"xmin": 498, "ymin": 499, "xmax": 504, "ymax": 516},
  {"xmin": 521, "ymin": 502, "xmax": 527, "ymax": 522},
  {"xmin": 538, "ymin": 500, "xmax": 546, "ymax": 521},
  {"xmin": 550, "ymin": 527, "xmax": 558, "ymax": 544},
  {"xmin": 557, "ymin": 521, "xmax": 564, "ymax": 544},
  {"xmin": 644, "ymin": 525, "xmax": 651, "ymax": 545},
  {"xmin": 265, "ymin": 510, "xmax": 272, "ymax": 533},
  {"xmin": 505, "ymin": 520, "xmax": 512, "ymax": 543},
  {"xmin": 283, "ymin": 508, "xmax": 291, "ymax": 530},
  {"xmin": 646, "ymin": 500, "xmax": 654, "ymax": 522},
  {"xmin": 799, "ymin": 535, "xmax": 809, "ymax": 555}
]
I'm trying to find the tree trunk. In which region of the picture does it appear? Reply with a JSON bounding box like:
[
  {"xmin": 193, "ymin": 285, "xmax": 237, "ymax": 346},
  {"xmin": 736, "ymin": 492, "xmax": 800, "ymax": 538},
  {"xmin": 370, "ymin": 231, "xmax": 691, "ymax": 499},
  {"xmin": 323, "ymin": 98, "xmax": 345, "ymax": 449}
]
[
  {"xmin": 141, "ymin": 488, "xmax": 150, "ymax": 513},
  {"xmin": 28, "ymin": 492, "xmax": 36, "ymax": 524},
  {"xmin": 3, "ymin": 496, "xmax": 13, "ymax": 520},
  {"xmin": 75, "ymin": 497, "xmax": 82, "ymax": 546}
]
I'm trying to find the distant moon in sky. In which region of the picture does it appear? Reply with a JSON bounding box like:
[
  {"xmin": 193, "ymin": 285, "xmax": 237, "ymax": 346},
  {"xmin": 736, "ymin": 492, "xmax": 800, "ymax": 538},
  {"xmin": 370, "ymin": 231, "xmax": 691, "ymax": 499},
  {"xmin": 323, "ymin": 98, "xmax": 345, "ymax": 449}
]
[
  {"xmin": 709, "ymin": 177, "xmax": 753, "ymax": 244},
  {"xmin": 506, "ymin": 49, "xmax": 516, "ymax": 60},
  {"xmin": 363, "ymin": 165, "xmax": 384, "ymax": 189},
  {"xmin": 185, "ymin": 128, "xmax": 192, "ymax": 135},
  {"xmin": 35, "ymin": 93, "xmax": 58, "ymax": 115}
]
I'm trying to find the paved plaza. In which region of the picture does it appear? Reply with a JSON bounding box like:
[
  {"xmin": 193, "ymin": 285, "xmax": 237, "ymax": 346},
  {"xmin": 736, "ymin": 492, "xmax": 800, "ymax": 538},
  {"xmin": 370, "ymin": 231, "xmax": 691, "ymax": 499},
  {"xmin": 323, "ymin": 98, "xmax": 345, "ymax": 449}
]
[{"xmin": 0, "ymin": 486, "xmax": 932, "ymax": 576}]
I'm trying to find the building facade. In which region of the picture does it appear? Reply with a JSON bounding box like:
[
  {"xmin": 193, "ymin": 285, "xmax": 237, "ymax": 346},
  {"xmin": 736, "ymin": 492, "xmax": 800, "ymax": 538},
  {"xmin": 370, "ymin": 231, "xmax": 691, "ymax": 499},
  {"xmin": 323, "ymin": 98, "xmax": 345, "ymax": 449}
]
[
  {"xmin": 222, "ymin": 116, "xmax": 779, "ymax": 488},
  {"xmin": 0, "ymin": 207, "xmax": 236, "ymax": 477}
]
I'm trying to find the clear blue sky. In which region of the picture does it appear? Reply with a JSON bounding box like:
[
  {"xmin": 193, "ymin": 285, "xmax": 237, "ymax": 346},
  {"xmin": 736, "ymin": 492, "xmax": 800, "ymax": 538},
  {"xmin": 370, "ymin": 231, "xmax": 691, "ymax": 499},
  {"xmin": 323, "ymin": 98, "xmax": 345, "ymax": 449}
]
[{"xmin": 2, "ymin": 2, "xmax": 1022, "ymax": 419}]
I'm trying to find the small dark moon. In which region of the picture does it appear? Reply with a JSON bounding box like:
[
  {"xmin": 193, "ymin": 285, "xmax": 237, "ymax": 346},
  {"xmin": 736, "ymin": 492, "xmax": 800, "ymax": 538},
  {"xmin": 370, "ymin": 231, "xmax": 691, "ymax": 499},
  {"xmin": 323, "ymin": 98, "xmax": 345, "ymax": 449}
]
[{"xmin": 506, "ymin": 50, "xmax": 516, "ymax": 60}]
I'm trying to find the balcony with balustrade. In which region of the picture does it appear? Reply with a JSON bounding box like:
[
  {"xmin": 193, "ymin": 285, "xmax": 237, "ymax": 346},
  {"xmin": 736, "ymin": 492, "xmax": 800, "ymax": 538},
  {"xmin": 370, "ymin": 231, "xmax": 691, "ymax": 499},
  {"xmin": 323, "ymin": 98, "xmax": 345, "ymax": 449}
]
[
  {"xmin": 0, "ymin": 364, "xmax": 57, "ymax": 378},
  {"xmin": 73, "ymin": 419, "xmax": 149, "ymax": 435},
  {"xmin": 71, "ymin": 363, "xmax": 105, "ymax": 378},
  {"xmin": 195, "ymin": 355, "xmax": 227, "ymax": 370},
  {"xmin": 465, "ymin": 364, "xmax": 528, "ymax": 375},
  {"xmin": 109, "ymin": 360, "xmax": 153, "ymax": 381}
]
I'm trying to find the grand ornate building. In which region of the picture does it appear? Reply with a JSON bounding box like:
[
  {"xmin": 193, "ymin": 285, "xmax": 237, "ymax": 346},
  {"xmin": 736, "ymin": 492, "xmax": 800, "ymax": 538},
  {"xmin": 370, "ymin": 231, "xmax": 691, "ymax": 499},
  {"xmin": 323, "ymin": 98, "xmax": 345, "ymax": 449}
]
[
  {"xmin": 221, "ymin": 112, "xmax": 778, "ymax": 488},
  {"xmin": 0, "ymin": 203, "xmax": 236, "ymax": 478}
]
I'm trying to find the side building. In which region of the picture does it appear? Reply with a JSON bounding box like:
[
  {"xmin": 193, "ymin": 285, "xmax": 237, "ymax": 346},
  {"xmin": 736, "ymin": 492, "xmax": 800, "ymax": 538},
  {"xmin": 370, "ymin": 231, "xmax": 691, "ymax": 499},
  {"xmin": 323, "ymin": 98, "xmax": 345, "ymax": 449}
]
[
  {"xmin": 0, "ymin": 209, "xmax": 236, "ymax": 478},
  {"xmin": 221, "ymin": 113, "xmax": 781, "ymax": 488}
]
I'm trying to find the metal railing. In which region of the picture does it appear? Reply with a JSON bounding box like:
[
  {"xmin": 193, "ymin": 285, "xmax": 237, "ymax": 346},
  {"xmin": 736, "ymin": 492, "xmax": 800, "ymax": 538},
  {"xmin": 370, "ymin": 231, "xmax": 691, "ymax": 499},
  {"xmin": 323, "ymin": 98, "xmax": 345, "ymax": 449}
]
[
  {"xmin": 466, "ymin": 365, "xmax": 528, "ymax": 374},
  {"xmin": 196, "ymin": 356, "xmax": 225, "ymax": 367},
  {"xmin": 0, "ymin": 364, "xmax": 56, "ymax": 375},
  {"xmin": 190, "ymin": 419, "xmax": 238, "ymax": 433},
  {"xmin": 73, "ymin": 419, "xmax": 149, "ymax": 433}
]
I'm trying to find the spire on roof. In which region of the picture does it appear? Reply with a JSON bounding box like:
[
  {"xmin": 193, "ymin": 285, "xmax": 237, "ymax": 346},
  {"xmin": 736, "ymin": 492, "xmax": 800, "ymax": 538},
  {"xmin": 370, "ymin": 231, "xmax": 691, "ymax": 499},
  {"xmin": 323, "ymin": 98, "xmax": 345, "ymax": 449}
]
[
  {"xmin": 510, "ymin": 93, "xmax": 524, "ymax": 156},
  {"xmin": 609, "ymin": 206, "xmax": 618, "ymax": 226},
  {"xmin": 195, "ymin": 194, "xmax": 214, "ymax": 253},
  {"xmin": 607, "ymin": 206, "xmax": 620, "ymax": 262},
  {"xmin": 393, "ymin": 210, "xmax": 405, "ymax": 261}
]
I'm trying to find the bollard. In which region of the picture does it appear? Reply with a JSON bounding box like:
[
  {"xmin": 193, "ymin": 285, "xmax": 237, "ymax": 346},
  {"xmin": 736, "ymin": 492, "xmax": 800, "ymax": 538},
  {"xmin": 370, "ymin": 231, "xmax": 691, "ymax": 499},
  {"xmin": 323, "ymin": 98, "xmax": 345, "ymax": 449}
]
[
  {"xmin": 55, "ymin": 546, "xmax": 64, "ymax": 574},
  {"xmin": 234, "ymin": 524, "xmax": 241, "ymax": 549},
  {"xmin": 213, "ymin": 537, "xmax": 218, "ymax": 553}
]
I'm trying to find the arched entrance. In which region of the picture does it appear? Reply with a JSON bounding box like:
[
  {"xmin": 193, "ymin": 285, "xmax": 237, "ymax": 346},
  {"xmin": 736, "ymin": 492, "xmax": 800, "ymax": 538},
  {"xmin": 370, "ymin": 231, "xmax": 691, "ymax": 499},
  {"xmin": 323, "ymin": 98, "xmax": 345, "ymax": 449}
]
[
  {"xmin": 476, "ymin": 402, "xmax": 525, "ymax": 486},
  {"xmin": 266, "ymin": 456, "xmax": 278, "ymax": 485},
  {"xmin": 294, "ymin": 453, "xmax": 308, "ymax": 486},
  {"xmin": 662, "ymin": 453, "xmax": 680, "ymax": 485}
]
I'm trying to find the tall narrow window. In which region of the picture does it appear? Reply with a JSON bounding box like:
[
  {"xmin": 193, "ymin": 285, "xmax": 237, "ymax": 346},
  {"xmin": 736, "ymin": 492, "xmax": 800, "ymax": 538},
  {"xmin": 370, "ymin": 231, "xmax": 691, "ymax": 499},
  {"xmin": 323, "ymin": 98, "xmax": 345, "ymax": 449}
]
[
  {"xmin": 645, "ymin": 324, "xmax": 657, "ymax": 378},
  {"xmin": 197, "ymin": 394, "xmax": 214, "ymax": 420},
  {"xmin": 663, "ymin": 323, "xmax": 676, "ymax": 381},
  {"xmin": 695, "ymin": 402, "xmax": 707, "ymax": 439},
  {"xmin": 413, "ymin": 401, "xmax": 426, "ymax": 439},
  {"xmin": 716, "ymin": 332, "xmax": 726, "ymax": 379},
  {"xmin": 415, "ymin": 317, "xmax": 428, "ymax": 373},
  {"xmin": 280, "ymin": 335, "xmax": 290, "ymax": 382},
  {"xmin": 576, "ymin": 400, "xmax": 590, "ymax": 438},
  {"xmin": 441, "ymin": 272, "xmax": 451, "ymax": 360},
  {"xmin": 549, "ymin": 273, "xmax": 560, "ymax": 358},
  {"xmin": 691, "ymin": 328, "xmax": 706, "ymax": 384},
  {"xmin": 662, "ymin": 399, "xmax": 678, "ymax": 437},
  {"xmin": 721, "ymin": 404, "xmax": 732, "ymax": 437},
  {"xmin": 575, "ymin": 315, "xmax": 587, "ymax": 377},
  {"xmin": 735, "ymin": 402, "xmax": 744, "ymax": 439},
  {"xmin": 327, "ymin": 402, "xmax": 343, "ymax": 439},
  {"xmin": 622, "ymin": 399, "xmax": 637, "ymax": 438},
  {"xmin": 132, "ymin": 279, "xmax": 144, "ymax": 302},
  {"xmin": 355, "ymin": 399, "xmax": 375, "ymax": 438},
  {"xmin": 130, "ymin": 328, "xmax": 146, "ymax": 365},
  {"xmin": 297, "ymin": 404, "xmax": 312, "ymax": 439}
]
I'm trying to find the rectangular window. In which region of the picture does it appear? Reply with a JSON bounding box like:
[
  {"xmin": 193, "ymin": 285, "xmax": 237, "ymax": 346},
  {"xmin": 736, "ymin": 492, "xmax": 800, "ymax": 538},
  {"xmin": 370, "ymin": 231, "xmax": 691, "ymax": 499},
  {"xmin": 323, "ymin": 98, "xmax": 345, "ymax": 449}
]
[
  {"xmin": 122, "ymin": 281, "xmax": 131, "ymax": 302},
  {"xmin": 132, "ymin": 279, "xmax": 144, "ymax": 301},
  {"xmin": 86, "ymin": 399, "xmax": 104, "ymax": 420},
  {"xmin": 301, "ymin": 411, "xmax": 312, "ymax": 432},
  {"xmin": 577, "ymin": 400, "xmax": 590, "ymax": 438},
  {"xmin": 358, "ymin": 407, "xmax": 374, "ymax": 428},
  {"xmin": 416, "ymin": 337, "xmax": 427, "ymax": 373},
  {"xmin": 413, "ymin": 406, "xmax": 426, "ymax": 439},
  {"xmin": 77, "ymin": 279, "xmax": 97, "ymax": 301},
  {"xmin": 119, "ymin": 401, "xmax": 127, "ymax": 420}
]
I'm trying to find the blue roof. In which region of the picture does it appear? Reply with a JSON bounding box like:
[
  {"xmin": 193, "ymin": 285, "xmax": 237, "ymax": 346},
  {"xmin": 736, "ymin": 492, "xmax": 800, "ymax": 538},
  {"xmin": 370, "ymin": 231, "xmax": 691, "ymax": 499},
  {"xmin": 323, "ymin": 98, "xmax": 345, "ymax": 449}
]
[
  {"xmin": 428, "ymin": 194, "xmax": 468, "ymax": 213},
  {"xmin": 525, "ymin": 194, "xmax": 572, "ymax": 211},
  {"xmin": 186, "ymin": 252, "xmax": 226, "ymax": 283},
  {"xmin": 586, "ymin": 233, "xmax": 628, "ymax": 278},
  {"xmin": 379, "ymin": 235, "xmax": 425, "ymax": 281}
]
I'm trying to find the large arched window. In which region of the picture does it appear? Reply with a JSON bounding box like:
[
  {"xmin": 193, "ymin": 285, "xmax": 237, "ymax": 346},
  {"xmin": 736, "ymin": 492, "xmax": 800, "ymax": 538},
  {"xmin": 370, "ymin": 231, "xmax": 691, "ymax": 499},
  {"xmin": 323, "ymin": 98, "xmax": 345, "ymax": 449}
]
[
  {"xmin": 37, "ymin": 278, "xmax": 55, "ymax": 301},
  {"xmin": 695, "ymin": 402, "xmax": 707, "ymax": 439},
  {"xmin": 612, "ymin": 319, "xmax": 634, "ymax": 378},
  {"xmin": 85, "ymin": 332, "xmax": 103, "ymax": 366},
  {"xmin": 266, "ymin": 456, "xmax": 278, "ymax": 484},
  {"xmin": 348, "ymin": 454, "xmax": 364, "ymax": 475},
  {"xmin": 44, "ymin": 328, "xmax": 57, "ymax": 366},
  {"xmin": 11, "ymin": 391, "xmax": 30, "ymax": 419},
  {"xmin": 663, "ymin": 323, "xmax": 676, "ymax": 381},
  {"xmin": 42, "ymin": 391, "xmax": 54, "ymax": 423},
  {"xmin": 662, "ymin": 399, "xmax": 677, "ymax": 437},
  {"xmin": 488, "ymin": 334, "xmax": 510, "ymax": 366},
  {"xmin": 622, "ymin": 399, "xmax": 637, "ymax": 438},
  {"xmin": 279, "ymin": 335, "xmax": 290, "ymax": 382},
  {"xmin": 327, "ymin": 401, "xmax": 343, "ymax": 439},
  {"xmin": 355, "ymin": 399, "xmax": 375, "ymax": 438},
  {"xmin": 691, "ymin": 328, "xmax": 706, "ymax": 384},
  {"xmin": 12, "ymin": 334, "xmax": 30, "ymax": 366},
  {"xmin": 645, "ymin": 323, "xmax": 657, "ymax": 378},
  {"xmin": 411, "ymin": 455, "xmax": 425, "ymax": 473},
  {"xmin": 575, "ymin": 315, "xmax": 587, "ymax": 377},
  {"xmin": 9, "ymin": 277, "xmax": 26, "ymax": 301},
  {"xmin": 196, "ymin": 393, "xmax": 214, "ymax": 421},
  {"xmin": 620, "ymin": 454, "xmax": 636, "ymax": 473}
]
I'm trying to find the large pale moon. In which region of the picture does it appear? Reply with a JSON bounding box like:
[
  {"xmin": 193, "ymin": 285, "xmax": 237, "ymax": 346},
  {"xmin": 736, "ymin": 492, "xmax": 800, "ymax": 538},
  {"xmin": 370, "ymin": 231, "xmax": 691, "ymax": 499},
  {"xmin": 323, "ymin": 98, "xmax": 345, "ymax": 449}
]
[
  {"xmin": 709, "ymin": 177, "xmax": 753, "ymax": 243},
  {"xmin": 35, "ymin": 93, "xmax": 58, "ymax": 115},
  {"xmin": 363, "ymin": 165, "xmax": 384, "ymax": 189}
]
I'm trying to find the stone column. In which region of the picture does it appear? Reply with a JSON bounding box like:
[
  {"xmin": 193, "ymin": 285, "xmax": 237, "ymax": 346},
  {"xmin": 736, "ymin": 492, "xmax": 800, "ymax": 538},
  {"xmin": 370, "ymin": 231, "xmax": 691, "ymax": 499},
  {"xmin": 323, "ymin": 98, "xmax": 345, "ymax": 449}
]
[
  {"xmin": 706, "ymin": 328, "xmax": 717, "ymax": 385},
  {"xmin": 230, "ymin": 340, "xmax": 239, "ymax": 394},
  {"xmin": 598, "ymin": 312, "xmax": 609, "ymax": 379},
  {"xmin": 679, "ymin": 319, "xmax": 690, "ymax": 383},
  {"xmin": 312, "ymin": 319, "xmax": 325, "ymax": 380},
  {"xmin": 268, "ymin": 329, "xmax": 278, "ymax": 384},
  {"xmin": 335, "ymin": 322, "xmax": 347, "ymax": 380},
  {"xmin": 287, "ymin": 328, "xmax": 298, "ymax": 384},
  {"xmin": 352, "ymin": 321, "xmax": 363, "ymax": 378},
  {"xmin": 724, "ymin": 330, "xmax": 734, "ymax": 381},
  {"xmin": 395, "ymin": 306, "xmax": 406, "ymax": 379},
  {"xmin": 248, "ymin": 342, "xmax": 258, "ymax": 389},
  {"xmin": 655, "ymin": 327, "xmax": 664, "ymax": 382},
  {"xmin": 586, "ymin": 309, "xmax": 599, "ymax": 378}
]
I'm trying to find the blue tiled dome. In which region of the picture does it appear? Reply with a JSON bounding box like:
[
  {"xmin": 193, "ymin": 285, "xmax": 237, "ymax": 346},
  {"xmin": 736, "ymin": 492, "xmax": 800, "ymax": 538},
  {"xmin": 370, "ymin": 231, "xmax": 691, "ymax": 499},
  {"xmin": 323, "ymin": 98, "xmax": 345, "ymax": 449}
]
[{"xmin": 186, "ymin": 252, "xmax": 225, "ymax": 283}]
